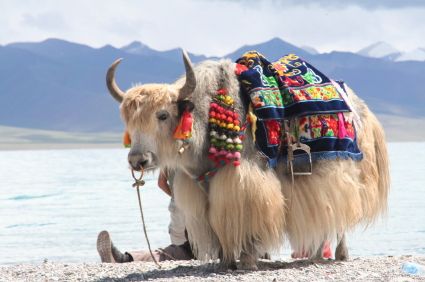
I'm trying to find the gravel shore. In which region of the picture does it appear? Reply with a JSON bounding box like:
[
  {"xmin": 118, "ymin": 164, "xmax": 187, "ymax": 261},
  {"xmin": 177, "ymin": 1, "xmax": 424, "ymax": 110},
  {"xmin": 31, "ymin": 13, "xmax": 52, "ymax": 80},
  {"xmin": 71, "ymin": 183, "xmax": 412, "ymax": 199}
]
[{"xmin": 1, "ymin": 255, "xmax": 424, "ymax": 281}]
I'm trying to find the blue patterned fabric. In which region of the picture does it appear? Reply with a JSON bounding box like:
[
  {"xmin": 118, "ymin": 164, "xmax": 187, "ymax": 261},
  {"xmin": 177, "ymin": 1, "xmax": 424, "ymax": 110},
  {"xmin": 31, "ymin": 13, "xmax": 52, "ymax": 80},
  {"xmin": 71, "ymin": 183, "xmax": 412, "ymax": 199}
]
[{"xmin": 235, "ymin": 51, "xmax": 362, "ymax": 167}]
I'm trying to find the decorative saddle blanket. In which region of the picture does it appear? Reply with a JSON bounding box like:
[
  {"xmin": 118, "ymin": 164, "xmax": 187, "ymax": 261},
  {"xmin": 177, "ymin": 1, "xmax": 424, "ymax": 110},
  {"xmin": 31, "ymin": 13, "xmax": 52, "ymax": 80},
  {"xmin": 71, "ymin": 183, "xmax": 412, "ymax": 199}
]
[{"xmin": 235, "ymin": 51, "xmax": 363, "ymax": 167}]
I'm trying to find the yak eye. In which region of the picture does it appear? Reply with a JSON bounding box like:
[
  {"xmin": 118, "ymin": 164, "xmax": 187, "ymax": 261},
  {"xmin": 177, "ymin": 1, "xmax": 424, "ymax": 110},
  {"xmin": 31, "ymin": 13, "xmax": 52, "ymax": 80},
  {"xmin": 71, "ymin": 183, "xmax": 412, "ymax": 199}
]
[{"xmin": 156, "ymin": 111, "xmax": 169, "ymax": 121}]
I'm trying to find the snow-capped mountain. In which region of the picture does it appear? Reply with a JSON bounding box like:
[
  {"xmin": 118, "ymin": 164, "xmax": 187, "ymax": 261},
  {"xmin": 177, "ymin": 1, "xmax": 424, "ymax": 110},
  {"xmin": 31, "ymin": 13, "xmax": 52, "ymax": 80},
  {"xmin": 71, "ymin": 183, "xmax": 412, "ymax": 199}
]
[
  {"xmin": 358, "ymin": 42, "xmax": 401, "ymax": 60},
  {"xmin": 120, "ymin": 41, "xmax": 155, "ymax": 55},
  {"xmin": 395, "ymin": 48, "xmax": 425, "ymax": 62},
  {"xmin": 358, "ymin": 42, "xmax": 425, "ymax": 62}
]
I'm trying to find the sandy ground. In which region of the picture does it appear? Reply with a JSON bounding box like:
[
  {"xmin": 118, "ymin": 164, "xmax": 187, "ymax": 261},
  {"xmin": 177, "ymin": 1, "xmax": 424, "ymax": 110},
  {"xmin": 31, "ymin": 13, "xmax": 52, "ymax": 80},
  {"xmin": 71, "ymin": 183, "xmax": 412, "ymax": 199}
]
[{"xmin": 1, "ymin": 256, "xmax": 424, "ymax": 281}]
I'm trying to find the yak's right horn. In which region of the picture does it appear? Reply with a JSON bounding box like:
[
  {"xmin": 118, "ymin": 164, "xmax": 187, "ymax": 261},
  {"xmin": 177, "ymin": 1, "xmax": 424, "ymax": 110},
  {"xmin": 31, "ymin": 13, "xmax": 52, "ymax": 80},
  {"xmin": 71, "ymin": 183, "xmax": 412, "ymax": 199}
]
[{"xmin": 178, "ymin": 50, "xmax": 196, "ymax": 101}]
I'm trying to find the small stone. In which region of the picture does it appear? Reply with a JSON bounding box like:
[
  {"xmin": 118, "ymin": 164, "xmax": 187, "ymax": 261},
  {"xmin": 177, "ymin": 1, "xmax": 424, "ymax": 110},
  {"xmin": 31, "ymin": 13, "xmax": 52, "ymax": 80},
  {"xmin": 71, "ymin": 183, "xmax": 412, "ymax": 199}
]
[{"xmin": 236, "ymin": 269, "xmax": 246, "ymax": 273}]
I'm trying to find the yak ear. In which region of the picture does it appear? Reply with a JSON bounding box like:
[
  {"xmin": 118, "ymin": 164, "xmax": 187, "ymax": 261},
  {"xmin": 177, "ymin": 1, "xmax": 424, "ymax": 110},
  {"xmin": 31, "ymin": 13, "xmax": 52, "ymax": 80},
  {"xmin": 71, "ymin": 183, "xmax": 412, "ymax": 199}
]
[
  {"xmin": 178, "ymin": 50, "xmax": 196, "ymax": 101},
  {"xmin": 177, "ymin": 100, "xmax": 195, "ymax": 116}
]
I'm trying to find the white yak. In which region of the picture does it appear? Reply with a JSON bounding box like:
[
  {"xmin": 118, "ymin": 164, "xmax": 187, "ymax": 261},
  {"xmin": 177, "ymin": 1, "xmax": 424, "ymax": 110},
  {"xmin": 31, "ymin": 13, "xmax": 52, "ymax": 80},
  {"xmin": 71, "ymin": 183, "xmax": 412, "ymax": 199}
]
[{"xmin": 105, "ymin": 51, "xmax": 389, "ymax": 270}]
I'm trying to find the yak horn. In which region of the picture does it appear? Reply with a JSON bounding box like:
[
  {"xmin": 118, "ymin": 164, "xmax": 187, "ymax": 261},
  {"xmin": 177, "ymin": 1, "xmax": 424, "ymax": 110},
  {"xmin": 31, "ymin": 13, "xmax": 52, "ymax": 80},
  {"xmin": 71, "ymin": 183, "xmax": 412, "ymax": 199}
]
[
  {"xmin": 106, "ymin": 58, "xmax": 125, "ymax": 103},
  {"xmin": 178, "ymin": 50, "xmax": 196, "ymax": 101}
]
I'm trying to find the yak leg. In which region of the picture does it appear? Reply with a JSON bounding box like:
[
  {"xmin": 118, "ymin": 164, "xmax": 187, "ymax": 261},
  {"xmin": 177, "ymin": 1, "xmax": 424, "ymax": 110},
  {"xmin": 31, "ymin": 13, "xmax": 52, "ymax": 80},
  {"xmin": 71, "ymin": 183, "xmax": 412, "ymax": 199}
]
[
  {"xmin": 239, "ymin": 242, "xmax": 258, "ymax": 270},
  {"xmin": 218, "ymin": 247, "xmax": 237, "ymax": 270},
  {"xmin": 310, "ymin": 241, "xmax": 333, "ymax": 264},
  {"xmin": 260, "ymin": 253, "xmax": 271, "ymax": 260},
  {"xmin": 311, "ymin": 241, "xmax": 325, "ymax": 261},
  {"xmin": 335, "ymin": 233, "xmax": 349, "ymax": 261}
]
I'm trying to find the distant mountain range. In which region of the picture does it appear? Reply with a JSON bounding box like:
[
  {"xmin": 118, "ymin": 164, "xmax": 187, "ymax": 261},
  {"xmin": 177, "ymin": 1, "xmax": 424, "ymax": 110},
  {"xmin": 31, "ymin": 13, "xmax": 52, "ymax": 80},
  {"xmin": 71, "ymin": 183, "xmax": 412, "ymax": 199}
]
[{"xmin": 0, "ymin": 37, "xmax": 424, "ymax": 133}]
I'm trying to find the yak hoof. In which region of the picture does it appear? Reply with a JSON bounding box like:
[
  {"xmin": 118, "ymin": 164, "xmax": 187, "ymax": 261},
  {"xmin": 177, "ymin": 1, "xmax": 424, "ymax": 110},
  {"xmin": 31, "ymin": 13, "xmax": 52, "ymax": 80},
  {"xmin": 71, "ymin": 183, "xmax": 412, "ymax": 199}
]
[
  {"xmin": 216, "ymin": 259, "xmax": 237, "ymax": 271},
  {"xmin": 335, "ymin": 244, "xmax": 349, "ymax": 261},
  {"xmin": 311, "ymin": 257, "xmax": 333, "ymax": 264},
  {"xmin": 239, "ymin": 252, "xmax": 258, "ymax": 270},
  {"xmin": 228, "ymin": 260, "xmax": 237, "ymax": 270},
  {"xmin": 239, "ymin": 261, "xmax": 258, "ymax": 271}
]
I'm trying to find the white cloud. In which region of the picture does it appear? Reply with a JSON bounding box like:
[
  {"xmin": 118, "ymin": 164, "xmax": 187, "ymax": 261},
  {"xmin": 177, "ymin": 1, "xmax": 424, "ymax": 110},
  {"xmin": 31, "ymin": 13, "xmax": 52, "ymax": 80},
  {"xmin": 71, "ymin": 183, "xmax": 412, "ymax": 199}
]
[
  {"xmin": 21, "ymin": 11, "xmax": 68, "ymax": 32},
  {"xmin": 230, "ymin": 0, "xmax": 425, "ymax": 9},
  {"xmin": 0, "ymin": 0, "xmax": 424, "ymax": 56}
]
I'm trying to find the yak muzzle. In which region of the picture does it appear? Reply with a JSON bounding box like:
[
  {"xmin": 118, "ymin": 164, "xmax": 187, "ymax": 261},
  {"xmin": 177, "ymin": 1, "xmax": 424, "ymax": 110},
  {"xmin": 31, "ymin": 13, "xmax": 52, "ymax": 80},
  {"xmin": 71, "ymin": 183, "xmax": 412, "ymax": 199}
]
[{"xmin": 128, "ymin": 151, "xmax": 157, "ymax": 171}]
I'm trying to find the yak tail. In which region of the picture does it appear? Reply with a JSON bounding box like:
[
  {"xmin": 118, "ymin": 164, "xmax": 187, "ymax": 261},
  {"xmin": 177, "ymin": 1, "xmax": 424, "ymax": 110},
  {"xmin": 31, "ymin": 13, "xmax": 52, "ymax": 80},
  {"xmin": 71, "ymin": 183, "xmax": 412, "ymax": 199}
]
[
  {"xmin": 357, "ymin": 106, "xmax": 390, "ymax": 223},
  {"xmin": 345, "ymin": 83, "xmax": 390, "ymax": 223}
]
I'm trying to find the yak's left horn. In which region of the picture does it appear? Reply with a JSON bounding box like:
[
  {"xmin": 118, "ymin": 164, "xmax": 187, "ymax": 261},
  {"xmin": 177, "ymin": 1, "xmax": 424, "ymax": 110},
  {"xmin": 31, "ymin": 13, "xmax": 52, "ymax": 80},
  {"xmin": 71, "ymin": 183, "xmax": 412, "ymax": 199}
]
[
  {"xmin": 178, "ymin": 50, "xmax": 196, "ymax": 101},
  {"xmin": 106, "ymin": 58, "xmax": 125, "ymax": 103}
]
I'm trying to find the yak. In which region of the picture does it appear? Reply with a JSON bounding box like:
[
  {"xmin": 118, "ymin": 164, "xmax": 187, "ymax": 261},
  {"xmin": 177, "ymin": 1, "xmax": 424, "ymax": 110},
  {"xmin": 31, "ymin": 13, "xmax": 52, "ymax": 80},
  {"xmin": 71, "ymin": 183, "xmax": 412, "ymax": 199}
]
[{"xmin": 105, "ymin": 51, "xmax": 389, "ymax": 270}]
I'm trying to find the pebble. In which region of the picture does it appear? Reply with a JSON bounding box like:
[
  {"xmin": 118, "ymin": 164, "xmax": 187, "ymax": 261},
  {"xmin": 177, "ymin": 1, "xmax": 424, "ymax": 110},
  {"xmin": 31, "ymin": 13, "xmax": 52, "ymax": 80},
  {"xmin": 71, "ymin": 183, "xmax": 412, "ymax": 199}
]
[{"xmin": 0, "ymin": 256, "xmax": 424, "ymax": 281}]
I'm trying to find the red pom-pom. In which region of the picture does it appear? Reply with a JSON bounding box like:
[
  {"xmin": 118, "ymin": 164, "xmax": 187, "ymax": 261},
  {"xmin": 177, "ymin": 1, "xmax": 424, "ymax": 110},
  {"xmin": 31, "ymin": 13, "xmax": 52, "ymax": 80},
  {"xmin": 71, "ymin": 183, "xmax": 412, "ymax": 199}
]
[
  {"xmin": 233, "ymin": 160, "xmax": 240, "ymax": 166},
  {"xmin": 217, "ymin": 88, "xmax": 227, "ymax": 95},
  {"xmin": 235, "ymin": 64, "xmax": 248, "ymax": 75}
]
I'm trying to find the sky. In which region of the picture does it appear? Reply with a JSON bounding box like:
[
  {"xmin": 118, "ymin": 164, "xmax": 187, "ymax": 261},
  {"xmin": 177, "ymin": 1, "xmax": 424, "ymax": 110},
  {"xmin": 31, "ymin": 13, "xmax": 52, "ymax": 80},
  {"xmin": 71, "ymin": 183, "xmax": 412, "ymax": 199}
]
[{"xmin": 1, "ymin": 0, "xmax": 424, "ymax": 56}]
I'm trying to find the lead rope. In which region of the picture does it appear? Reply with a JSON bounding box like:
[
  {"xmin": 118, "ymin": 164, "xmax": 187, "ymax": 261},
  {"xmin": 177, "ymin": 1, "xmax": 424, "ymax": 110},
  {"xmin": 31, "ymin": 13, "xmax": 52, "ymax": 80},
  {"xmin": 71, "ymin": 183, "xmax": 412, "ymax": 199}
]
[{"xmin": 131, "ymin": 168, "xmax": 162, "ymax": 269}]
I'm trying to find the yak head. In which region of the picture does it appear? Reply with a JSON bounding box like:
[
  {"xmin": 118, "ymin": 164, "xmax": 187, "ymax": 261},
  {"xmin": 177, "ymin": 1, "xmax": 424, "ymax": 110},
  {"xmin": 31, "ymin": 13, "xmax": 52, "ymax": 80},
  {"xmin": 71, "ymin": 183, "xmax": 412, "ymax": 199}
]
[{"xmin": 106, "ymin": 51, "xmax": 197, "ymax": 171}]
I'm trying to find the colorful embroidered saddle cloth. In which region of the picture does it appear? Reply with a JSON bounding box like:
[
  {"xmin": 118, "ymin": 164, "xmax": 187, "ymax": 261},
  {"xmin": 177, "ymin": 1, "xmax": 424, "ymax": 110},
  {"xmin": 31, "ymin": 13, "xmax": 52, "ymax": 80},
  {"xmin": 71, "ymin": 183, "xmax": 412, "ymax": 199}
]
[{"xmin": 235, "ymin": 51, "xmax": 363, "ymax": 167}]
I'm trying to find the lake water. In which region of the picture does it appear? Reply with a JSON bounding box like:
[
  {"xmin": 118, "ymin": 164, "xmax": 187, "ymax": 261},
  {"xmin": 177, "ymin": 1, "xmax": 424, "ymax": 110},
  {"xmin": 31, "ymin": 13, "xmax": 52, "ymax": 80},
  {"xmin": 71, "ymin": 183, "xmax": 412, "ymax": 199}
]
[{"xmin": 0, "ymin": 143, "xmax": 424, "ymax": 265}]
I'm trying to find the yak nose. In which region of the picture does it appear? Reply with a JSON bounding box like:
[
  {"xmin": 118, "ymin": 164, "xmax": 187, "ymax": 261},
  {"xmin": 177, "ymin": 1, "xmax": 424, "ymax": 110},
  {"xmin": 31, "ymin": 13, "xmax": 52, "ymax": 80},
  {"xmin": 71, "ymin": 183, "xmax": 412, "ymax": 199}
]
[{"xmin": 128, "ymin": 152, "xmax": 149, "ymax": 171}]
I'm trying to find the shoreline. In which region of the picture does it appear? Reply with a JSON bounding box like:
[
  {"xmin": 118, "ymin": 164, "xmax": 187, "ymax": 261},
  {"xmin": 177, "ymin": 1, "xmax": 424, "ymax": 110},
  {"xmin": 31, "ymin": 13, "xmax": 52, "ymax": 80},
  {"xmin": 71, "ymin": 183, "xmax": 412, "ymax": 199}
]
[
  {"xmin": 1, "ymin": 256, "xmax": 424, "ymax": 281},
  {"xmin": 0, "ymin": 143, "xmax": 122, "ymax": 151}
]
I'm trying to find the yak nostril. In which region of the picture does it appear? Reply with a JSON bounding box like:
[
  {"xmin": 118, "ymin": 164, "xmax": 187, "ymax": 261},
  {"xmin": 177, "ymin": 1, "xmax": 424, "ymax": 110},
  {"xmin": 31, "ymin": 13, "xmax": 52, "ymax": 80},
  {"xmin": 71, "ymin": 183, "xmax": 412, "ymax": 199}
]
[
  {"xmin": 128, "ymin": 159, "xmax": 148, "ymax": 171},
  {"xmin": 130, "ymin": 160, "xmax": 149, "ymax": 171},
  {"xmin": 135, "ymin": 159, "xmax": 148, "ymax": 170}
]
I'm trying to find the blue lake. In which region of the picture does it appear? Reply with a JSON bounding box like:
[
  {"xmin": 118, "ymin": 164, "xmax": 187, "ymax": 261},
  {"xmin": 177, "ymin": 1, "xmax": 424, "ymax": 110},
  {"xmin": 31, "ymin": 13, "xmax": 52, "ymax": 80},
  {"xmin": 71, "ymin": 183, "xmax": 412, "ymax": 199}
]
[{"xmin": 0, "ymin": 143, "xmax": 424, "ymax": 265}]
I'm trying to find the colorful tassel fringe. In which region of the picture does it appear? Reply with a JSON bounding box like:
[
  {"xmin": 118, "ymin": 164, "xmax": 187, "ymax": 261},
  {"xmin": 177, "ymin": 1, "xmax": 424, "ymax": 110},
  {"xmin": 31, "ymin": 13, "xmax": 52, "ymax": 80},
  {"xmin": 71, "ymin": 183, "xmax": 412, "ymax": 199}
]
[{"xmin": 208, "ymin": 88, "xmax": 243, "ymax": 167}]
